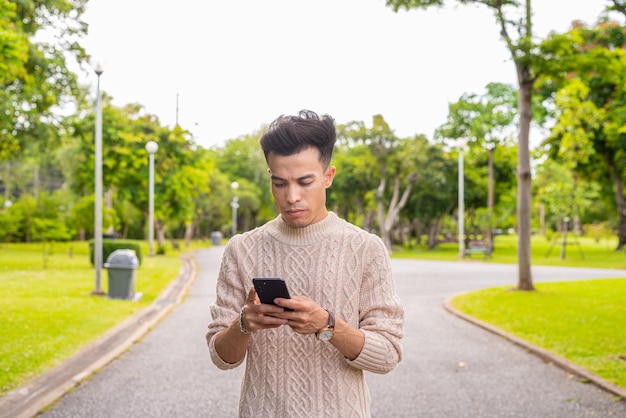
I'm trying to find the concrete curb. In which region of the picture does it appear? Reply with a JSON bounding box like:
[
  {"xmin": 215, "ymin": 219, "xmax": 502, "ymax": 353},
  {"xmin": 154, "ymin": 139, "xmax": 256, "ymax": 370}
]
[
  {"xmin": 0, "ymin": 253, "xmax": 198, "ymax": 418},
  {"xmin": 443, "ymin": 294, "xmax": 626, "ymax": 400}
]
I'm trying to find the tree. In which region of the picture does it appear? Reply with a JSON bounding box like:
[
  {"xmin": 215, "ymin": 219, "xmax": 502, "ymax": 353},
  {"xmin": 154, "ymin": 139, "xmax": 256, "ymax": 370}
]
[
  {"xmin": 538, "ymin": 20, "xmax": 626, "ymax": 250},
  {"xmin": 1, "ymin": 0, "xmax": 89, "ymax": 161},
  {"xmin": 338, "ymin": 115, "xmax": 420, "ymax": 251},
  {"xmin": 0, "ymin": 0, "xmax": 28, "ymax": 160},
  {"xmin": 63, "ymin": 98, "xmax": 213, "ymax": 245},
  {"xmin": 386, "ymin": 0, "xmax": 566, "ymax": 290},
  {"xmin": 534, "ymin": 159, "xmax": 601, "ymax": 259},
  {"xmin": 402, "ymin": 141, "xmax": 457, "ymax": 249},
  {"xmin": 329, "ymin": 142, "xmax": 379, "ymax": 230},
  {"xmin": 435, "ymin": 82, "xmax": 518, "ymax": 251},
  {"xmin": 212, "ymin": 133, "xmax": 273, "ymax": 230}
]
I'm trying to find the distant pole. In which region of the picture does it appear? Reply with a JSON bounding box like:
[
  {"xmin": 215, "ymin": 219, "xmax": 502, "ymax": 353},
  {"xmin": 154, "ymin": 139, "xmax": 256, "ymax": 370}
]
[
  {"xmin": 457, "ymin": 138, "xmax": 468, "ymax": 258},
  {"xmin": 146, "ymin": 141, "xmax": 159, "ymax": 256},
  {"xmin": 231, "ymin": 181, "xmax": 239, "ymax": 236},
  {"xmin": 92, "ymin": 64, "xmax": 104, "ymax": 295}
]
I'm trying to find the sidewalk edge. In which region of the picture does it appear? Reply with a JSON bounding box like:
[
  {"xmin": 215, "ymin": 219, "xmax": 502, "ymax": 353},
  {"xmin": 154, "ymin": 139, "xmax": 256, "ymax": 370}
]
[
  {"xmin": 443, "ymin": 294, "xmax": 626, "ymax": 400},
  {"xmin": 0, "ymin": 253, "xmax": 198, "ymax": 418}
]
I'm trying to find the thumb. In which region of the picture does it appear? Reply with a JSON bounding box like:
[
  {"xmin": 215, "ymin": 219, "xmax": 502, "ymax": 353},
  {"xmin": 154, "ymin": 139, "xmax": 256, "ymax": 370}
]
[{"xmin": 247, "ymin": 287, "xmax": 258, "ymax": 303}]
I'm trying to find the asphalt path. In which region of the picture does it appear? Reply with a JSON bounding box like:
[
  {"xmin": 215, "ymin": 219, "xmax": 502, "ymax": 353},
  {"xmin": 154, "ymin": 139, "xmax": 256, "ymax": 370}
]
[{"xmin": 41, "ymin": 247, "xmax": 626, "ymax": 418}]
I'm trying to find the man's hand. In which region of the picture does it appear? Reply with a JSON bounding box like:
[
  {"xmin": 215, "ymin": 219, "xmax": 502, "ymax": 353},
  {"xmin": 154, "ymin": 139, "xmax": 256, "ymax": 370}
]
[
  {"xmin": 270, "ymin": 295, "xmax": 328, "ymax": 335},
  {"xmin": 241, "ymin": 287, "xmax": 288, "ymax": 332}
]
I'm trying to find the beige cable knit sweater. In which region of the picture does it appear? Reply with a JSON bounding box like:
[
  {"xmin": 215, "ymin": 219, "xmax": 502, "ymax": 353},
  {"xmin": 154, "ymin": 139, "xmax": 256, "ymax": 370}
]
[{"xmin": 206, "ymin": 212, "xmax": 404, "ymax": 418}]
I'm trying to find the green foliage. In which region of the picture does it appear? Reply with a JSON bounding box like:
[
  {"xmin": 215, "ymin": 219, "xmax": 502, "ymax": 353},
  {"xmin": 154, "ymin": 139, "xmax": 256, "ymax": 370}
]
[
  {"xmin": 0, "ymin": 209, "xmax": 19, "ymax": 241},
  {"xmin": 534, "ymin": 159, "xmax": 602, "ymax": 228},
  {"xmin": 1, "ymin": 0, "xmax": 89, "ymax": 161},
  {"xmin": 585, "ymin": 222, "xmax": 613, "ymax": 244},
  {"xmin": 538, "ymin": 20, "xmax": 626, "ymax": 247},
  {"xmin": 88, "ymin": 239, "xmax": 143, "ymax": 266},
  {"xmin": 0, "ymin": 0, "xmax": 28, "ymax": 160},
  {"xmin": 435, "ymin": 82, "xmax": 518, "ymax": 149}
]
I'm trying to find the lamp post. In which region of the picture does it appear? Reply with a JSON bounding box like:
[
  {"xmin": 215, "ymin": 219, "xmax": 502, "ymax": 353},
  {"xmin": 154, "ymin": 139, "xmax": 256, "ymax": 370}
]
[
  {"xmin": 92, "ymin": 63, "xmax": 104, "ymax": 295},
  {"xmin": 230, "ymin": 181, "xmax": 239, "ymax": 236},
  {"xmin": 457, "ymin": 138, "xmax": 468, "ymax": 258},
  {"xmin": 146, "ymin": 141, "xmax": 159, "ymax": 256}
]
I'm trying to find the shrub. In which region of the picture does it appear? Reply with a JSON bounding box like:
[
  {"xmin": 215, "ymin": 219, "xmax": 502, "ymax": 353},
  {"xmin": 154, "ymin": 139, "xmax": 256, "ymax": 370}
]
[{"xmin": 88, "ymin": 239, "xmax": 143, "ymax": 266}]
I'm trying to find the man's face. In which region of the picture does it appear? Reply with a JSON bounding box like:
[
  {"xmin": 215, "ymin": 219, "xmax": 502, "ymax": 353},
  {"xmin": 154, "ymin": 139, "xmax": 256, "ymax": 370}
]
[{"xmin": 267, "ymin": 146, "xmax": 335, "ymax": 229}]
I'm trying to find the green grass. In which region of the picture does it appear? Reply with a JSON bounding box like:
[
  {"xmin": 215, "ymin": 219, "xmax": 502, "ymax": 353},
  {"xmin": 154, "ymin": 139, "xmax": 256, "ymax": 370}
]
[
  {"xmin": 2, "ymin": 234, "xmax": 625, "ymax": 398},
  {"xmin": 0, "ymin": 240, "xmax": 208, "ymax": 397},
  {"xmin": 392, "ymin": 234, "xmax": 626, "ymax": 269},
  {"xmin": 450, "ymin": 280, "xmax": 626, "ymax": 389}
]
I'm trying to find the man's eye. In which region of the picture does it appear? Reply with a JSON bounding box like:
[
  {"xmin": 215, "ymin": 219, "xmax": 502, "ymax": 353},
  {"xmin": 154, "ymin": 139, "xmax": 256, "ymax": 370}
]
[{"xmin": 273, "ymin": 183, "xmax": 286, "ymax": 188}]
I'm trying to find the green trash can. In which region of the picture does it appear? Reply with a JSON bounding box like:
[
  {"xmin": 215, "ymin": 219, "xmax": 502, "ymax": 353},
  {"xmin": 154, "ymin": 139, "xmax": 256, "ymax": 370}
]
[
  {"xmin": 211, "ymin": 231, "xmax": 223, "ymax": 246},
  {"xmin": 104, "ymin": 249, "xmax": 139, "ymax": 300}
]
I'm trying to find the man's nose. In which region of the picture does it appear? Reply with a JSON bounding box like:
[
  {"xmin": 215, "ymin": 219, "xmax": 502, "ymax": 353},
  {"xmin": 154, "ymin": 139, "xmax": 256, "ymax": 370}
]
[{"xmin": 286, "ymin": 185, "xmax": 301, "ymax": 203}]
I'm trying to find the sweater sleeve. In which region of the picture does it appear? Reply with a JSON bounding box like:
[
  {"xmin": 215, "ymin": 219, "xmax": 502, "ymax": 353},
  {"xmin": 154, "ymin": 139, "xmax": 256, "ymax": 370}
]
[
  {"xmin": 345, "ymin": 235, "xmax": 404, "ymax": 374},
  {"xmin": 206, "ymin": 236, "xmax": 248, "ymax": 370}
]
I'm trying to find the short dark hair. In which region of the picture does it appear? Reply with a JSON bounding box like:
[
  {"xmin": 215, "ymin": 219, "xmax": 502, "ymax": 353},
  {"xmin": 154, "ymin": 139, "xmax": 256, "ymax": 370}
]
[{"xmin": 260, "ymin": 110, "xmax": 336, "ymax": 168}]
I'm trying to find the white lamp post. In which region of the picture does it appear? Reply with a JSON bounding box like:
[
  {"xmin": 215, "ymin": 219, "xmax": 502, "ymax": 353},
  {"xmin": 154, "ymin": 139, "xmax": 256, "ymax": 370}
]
[
  {"xmin": 92, "ymin": 63, "xmax": 105, "ymax": 295},
  {"xmin": 457, "ymin": 138, "xmax": 468, "ymax": 258},
  {"xmin": 146, "ymin": 141, "xmax": 159, "ymax": 256},
  {"xmin": 230, "ymin": 181, "xmax": 239, "ymax": 236}
]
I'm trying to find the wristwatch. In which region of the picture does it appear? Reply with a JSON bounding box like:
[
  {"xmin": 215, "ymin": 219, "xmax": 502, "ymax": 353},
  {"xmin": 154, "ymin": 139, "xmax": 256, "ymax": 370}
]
[{"xmin": 316, "ymin": 309, "xmax": 335, "ymax": 342}]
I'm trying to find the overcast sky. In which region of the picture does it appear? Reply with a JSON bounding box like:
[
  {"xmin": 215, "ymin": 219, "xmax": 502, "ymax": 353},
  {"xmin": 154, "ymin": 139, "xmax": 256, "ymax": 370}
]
[{"xmin": 79, "ymin": 0, "xmax": 611, "ymax": 149}]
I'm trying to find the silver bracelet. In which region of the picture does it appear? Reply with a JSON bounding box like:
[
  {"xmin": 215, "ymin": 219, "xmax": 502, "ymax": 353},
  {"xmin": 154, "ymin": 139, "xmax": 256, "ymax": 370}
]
[{"xmin": 239, "ymin": 305, "xmax": 251, "ymax": 334}]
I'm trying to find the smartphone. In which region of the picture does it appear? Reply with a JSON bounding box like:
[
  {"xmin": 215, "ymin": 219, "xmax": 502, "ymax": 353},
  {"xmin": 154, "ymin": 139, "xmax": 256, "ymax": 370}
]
[{"xmin": 252, "ymin": 278, "xmax": 292, "ymax": 310}]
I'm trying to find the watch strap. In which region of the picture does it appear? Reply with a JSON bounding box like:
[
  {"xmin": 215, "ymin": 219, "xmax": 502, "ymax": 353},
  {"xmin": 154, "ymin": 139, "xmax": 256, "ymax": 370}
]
[{"xmin": 315, "ymin": 309, "xmax": 334, "ymax": 339}]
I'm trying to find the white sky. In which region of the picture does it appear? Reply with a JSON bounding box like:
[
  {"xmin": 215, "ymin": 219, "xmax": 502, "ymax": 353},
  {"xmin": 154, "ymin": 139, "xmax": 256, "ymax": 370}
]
[{"xmin": 79, "ymin": 0, "xmax": 610, "ymax": 149}]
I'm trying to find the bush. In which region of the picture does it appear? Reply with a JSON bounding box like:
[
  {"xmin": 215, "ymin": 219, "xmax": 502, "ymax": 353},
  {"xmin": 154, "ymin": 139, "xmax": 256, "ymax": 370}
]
[{"xmin": 88, "ymin": 239, "xmax": 143, "ymax": 266}]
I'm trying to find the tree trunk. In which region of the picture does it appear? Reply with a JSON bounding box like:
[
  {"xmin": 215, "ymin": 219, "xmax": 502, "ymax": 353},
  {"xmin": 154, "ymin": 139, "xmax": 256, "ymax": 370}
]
[
  {"xmin": 604, "ymin": 153, "xmax": 626, "ymax": 250},
  {"xmin": 515, "ymin": 61, "xmax": 535, "ymax": 291},
  {"xmin": 3, "ymin": 163, "xmax": 10, "ymax": 205},
  {"xmin": 156, "ymin": 219, "xmax": 166, "ymax": 247},
  {"xmin": 184, "ymin": 221, "xmax": 196, "ymax": 247},
  {"xmin": 105, "ymin": 189, "xmax": 115, "ymax": 235},
  {"xmin": 560, "ymin": 218, "xmax": 568, "ymax": 260},
  {"xmin": 376, "ymin": 173, "xmax": 417, "ymax": 252},
  {"xmin": 487, "ymin": 146, "xmax": 495, "ymax": 252},
  {"xmin": 364, "ymin": 208, "xmax": 375, "ymax": 233},
  {"xmin": 427, "ymin": 220, "xmax": 440, "ymax": 249}
]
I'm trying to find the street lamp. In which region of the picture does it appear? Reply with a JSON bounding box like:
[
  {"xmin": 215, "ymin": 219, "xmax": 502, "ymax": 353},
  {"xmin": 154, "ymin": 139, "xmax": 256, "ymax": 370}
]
[
  {"xmin": 230, "ymin": 181, "xmax": 239, "ymax": 236},
  {"xmin": 92, "ymin": 63, "xmax": 104, "ymax": 295},
  {"xmin": 146, "ymin": 141, "xmax": 159, "ymax": 256},
  {"xmin": 457, "ymin": 138, "xmax": 468, "ymax": 258}
]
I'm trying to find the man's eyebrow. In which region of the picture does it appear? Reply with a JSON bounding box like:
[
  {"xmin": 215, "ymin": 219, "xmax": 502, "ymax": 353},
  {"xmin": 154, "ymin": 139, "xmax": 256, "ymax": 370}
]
[{"xmin": 270, "ymin": 173, "xmax": 316, "ymax": 181}]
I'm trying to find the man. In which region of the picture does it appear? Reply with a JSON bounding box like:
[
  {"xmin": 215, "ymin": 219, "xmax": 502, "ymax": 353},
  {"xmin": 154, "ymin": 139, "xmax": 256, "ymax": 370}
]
[{"xmin": 206, "ymin": 110, "xmax": 404, "ymax": 417}]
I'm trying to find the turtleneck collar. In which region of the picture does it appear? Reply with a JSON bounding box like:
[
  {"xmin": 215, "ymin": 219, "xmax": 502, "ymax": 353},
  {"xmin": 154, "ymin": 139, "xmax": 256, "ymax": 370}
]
[{"xmin": 265, "ymin": 212, "xmax": 346, "ymax": 246}]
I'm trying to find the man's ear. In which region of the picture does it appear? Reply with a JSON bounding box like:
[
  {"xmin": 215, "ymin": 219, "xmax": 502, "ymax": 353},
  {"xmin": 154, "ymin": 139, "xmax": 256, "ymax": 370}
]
[{"xmin": 324, "ymin": 166, "xmax": 336, "ymax": 188}]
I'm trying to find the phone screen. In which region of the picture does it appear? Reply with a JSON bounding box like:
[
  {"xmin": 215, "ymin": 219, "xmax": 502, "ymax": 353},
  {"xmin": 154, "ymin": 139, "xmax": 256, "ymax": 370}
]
[{"xmin": 252, "ymin": 278, "xmax": 292, "ymax": 310}]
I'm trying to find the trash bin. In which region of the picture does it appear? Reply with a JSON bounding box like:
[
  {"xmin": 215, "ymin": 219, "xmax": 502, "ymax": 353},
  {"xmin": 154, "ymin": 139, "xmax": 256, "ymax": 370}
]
[
  {"xmin": 104, "ymin": 249, "xmax": 139, "ymax": 300},
  {"xmin": 210, "ymin": 231, "xmax": 223, "ymax": 246}
]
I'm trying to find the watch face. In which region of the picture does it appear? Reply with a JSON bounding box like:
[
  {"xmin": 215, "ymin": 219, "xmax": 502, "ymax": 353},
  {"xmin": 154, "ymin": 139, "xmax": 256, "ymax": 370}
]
[{"xmin": 318, "ymin": 329, "xmax": 334, "ymax": 342}]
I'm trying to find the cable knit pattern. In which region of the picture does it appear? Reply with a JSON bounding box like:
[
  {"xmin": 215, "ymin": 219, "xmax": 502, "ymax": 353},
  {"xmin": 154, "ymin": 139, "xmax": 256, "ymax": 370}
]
[{"xmin": 206, "ymin": 212, "xmax": 404, "ymax": 418}]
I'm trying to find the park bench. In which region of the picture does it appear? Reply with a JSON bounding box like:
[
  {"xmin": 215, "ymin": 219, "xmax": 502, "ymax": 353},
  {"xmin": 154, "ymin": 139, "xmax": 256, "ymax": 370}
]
[{"xmin": 463, "ymin": 240, "xmax": 491, "ymax": 259}]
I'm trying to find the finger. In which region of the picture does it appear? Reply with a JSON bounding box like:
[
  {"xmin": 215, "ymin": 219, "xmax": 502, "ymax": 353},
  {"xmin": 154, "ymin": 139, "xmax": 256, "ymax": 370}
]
[{"xmin": 246, "ymin": 287, "xmax": 258, "ymax": 304}]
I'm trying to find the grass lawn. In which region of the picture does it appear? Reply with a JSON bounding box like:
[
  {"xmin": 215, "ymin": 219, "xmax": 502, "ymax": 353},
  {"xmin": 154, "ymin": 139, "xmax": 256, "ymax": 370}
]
[
  {"xmin": 450, "ymin": 280, "xmax": 626, "ymax": 389},
  {"xmin": 0, "ymin": 240, "xmax": 209, "ymax": 397},
  {"xmin": 1, "ymin": 233, "xmax": 625, "ymax": 398},
  {"xmin": 392, "ymin": 233, "xmax": 626, "ymax": 269}
]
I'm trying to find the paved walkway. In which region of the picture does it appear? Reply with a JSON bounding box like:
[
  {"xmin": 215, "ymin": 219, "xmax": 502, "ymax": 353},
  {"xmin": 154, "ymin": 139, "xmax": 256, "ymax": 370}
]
[{"xmin": 4, "ymin": 247, "xmax": 626, "ymax": 417}]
